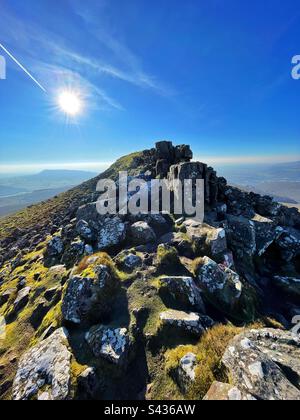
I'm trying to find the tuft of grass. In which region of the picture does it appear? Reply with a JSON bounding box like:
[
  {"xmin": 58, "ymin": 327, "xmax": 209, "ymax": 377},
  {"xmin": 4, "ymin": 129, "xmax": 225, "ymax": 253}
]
[{"xmin": 165, "ymin": 324, "xmax": 242, "ymax": 399}]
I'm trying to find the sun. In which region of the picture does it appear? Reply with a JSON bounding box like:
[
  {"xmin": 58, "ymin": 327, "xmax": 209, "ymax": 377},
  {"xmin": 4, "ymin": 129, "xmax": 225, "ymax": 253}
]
[{"xmin": 58, "ymin": 90, "xmax": 82, "ymax": 116}]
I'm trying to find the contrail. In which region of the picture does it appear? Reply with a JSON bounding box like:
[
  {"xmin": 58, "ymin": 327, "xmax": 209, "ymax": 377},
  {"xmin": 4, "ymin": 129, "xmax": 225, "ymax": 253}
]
[{"xmin": 0, "ymin": 42, "xmax": 47, "ymax": 92}]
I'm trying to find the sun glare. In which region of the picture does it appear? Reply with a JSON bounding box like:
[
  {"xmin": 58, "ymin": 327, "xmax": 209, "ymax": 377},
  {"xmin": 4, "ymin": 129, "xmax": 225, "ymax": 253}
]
[{"xmin": 58, "ymin": 90, "xmax": 82, "ymax": 116}]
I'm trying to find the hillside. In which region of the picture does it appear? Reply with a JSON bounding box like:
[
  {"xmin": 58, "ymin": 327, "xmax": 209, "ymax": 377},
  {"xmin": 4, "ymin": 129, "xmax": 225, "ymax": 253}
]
[{"xmin": 0, "ymin": 142, "xmax": 300, "ymax": 401}]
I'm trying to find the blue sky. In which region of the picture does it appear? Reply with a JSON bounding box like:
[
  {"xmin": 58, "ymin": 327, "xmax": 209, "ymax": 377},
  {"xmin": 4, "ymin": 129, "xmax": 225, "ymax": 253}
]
[{"xmin": 0, "ymin": 0, "xmax": 299, "ymax": 174}]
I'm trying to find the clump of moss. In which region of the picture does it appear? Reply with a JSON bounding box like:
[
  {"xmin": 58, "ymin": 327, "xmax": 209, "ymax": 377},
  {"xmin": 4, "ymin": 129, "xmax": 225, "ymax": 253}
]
[
  {"xmin": 156, "ymin": 245, "xmax": 180, "ymax": 270},
  {"xmin": 165, "ymin": 324, "xmax": 242, "ymax": 399},
  {"xmin": 75, "ymin": 252, "xmax": 117, "ymax": 279}
]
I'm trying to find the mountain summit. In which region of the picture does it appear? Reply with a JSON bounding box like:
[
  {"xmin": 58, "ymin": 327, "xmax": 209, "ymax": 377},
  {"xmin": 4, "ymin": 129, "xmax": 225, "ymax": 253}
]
[{"xmin": 0, "ymin": 142, "xmax": 300, "ymax": 400}]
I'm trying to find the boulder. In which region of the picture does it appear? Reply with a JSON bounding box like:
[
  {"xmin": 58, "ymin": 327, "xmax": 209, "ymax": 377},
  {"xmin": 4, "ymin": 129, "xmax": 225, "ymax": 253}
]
[
  {"xmin": 273, "ymin": 276, "xmax": 300, "ymax": 298},
  {"xmin": 62, "ymin": 265, "xmax": 119, "ymax": 325},
  {"xmin": 97, "ymin": 217, "xmax": 126, "ymax": 250},
  {"xmin": 129, "ymin": 222, "xmax": 156, "ymax": 245},
  {"xmin": 196, "ymin": 257, "xmax": 256, "ymax": 321},
  {"xmin": 203, "ymin": 382, "xmax": 256, "ymax": 400},
  {"xmin": 85, "ymin": 326, "xmax": 130, "ymax": 366},
  {"xmin": 159, "ymin": 276, "xmax": 205, "ymax": 313},
  {"xmin": 12, "ymin": 328, "xmax": 71, "ymax": 400},
  {"xmin": 183, "ymin": 220, "xmax": 227, "ymax": 257},
  {"xmin": 222, "ymin": 328, "xmax": 300, "ymax": 400},
  {"xmin": 159, "ymin": 310, "xmax": 205, "ymax": 337}
]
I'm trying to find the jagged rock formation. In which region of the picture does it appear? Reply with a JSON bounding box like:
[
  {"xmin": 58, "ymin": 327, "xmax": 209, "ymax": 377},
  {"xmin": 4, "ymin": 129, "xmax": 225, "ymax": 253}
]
[{"xmin": 0, "ymin": 141, "xmax": 299, "ymax": 400}]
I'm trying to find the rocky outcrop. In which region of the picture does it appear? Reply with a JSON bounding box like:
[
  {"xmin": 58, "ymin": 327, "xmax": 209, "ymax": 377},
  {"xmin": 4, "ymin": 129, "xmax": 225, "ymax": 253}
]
[
  {"xmin": 222, "ymin": 329, "xmax": 300, "ymax": 400},
  {"xmin": 12, "ymin": 328, "xmax": 71, "ymax": 400}
]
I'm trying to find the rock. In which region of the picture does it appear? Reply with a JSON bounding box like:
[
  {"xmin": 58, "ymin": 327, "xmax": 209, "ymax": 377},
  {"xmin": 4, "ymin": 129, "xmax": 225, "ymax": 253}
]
[
  {"xmin": 115, "ymin": 251, "xmax": 143, "ymax": 271},
  {"xmin": 156, "ymin": 244, "xmax": 181, "ymax": 269},
  {"xmin": 98, "ymin": 217, "xmax": 126, "ymax": 250},
  {"xmin": 159, "ymin": 276, "xmax": 205, "ymax": 313},
  {"xmin": 174, "ymin": 145, "xmax": 193, "ymax": 163},
  {"xmin": 13, "ymin": 287, "xmax": 31, "ymax": 312},
  {"xmin": 158, "ymin": 232, "xmax": 194, "ymax": 258},
  {"xmin": 273, "ymin": 276, "xmax": 300, "ymax": 298},
  {"xmin": 76, "ymin": 220, "xmax": 95, "ymax": 242},
  {"xmin": 29, "ymin": 299, "xmax": 51, "ymax": 329},
  {"xmin": 77, "ymin": 367, "xmax": 103, "ymax": 399},
  {"xmin": 159, "ymin": 310, "xmax": 205, "ymax": 337},
  {"xmin": 62, "ymin": 265, "xmax": 119, "ymax": 325},
  {"xmin": 276, "ymin": 227, "xmax": 300, "ymax": 262},
  {"xmin": 129, "ymin": 222, "xmax": 156, "ymax": 245},
  {"xmin": 176, "ymin": 352, "xmax": 197, "ymax": 394},
  {"xmin": 251, "ymin": 214, "xmax": 283, "ymax": 257},
  {"xmin": 45, "ymin": 236, "xmax": 64, "ymax": 258},
  {"xmin": 222, "ymin": 328, "xmax": 300, "ymax": 400},
  {"xmin": 12, "ymin": 328, "xmax": 71, "ymax": 400},
  {"xmin": 0, "ymin": 288, "xmax": 17, "ymax": 307},
  {"xmin": 196, "ymin": 257, "xmax": 256, "ymax": 321},
  {"xmin": 76, "ymin": 202, "xmax": 100, "ymax": 230},
  {"xmin": 156, "ymin": 159, "xmax": 170, "ymax": 178},
  {"xmin": 226, "ymin": 215, "xmax": 256, "ymax": 257},
  {"xmin": 183, "ymin": 220, "xmax": 227, "ymax": 257},
  {"xmin": 62, "ymin": 239, "xmax": 85, "ymax": 266},
  {"xmin": 203, "ymin": 382, "xmax": 256, "ymax": 400},
  {"xmin": 156, "ymin": 141, "xmax": 174, "ymax": 160},
  {"xmin": 84, "ymin": 244, "xmax": 94, "ymax": 255},
  {"xmin": 85, "ymin": 326, "xmax": 130, "ymax": 366},
  {"xmin": 44, "ymin": 286, "xmax": 62, "ymax": 302}
]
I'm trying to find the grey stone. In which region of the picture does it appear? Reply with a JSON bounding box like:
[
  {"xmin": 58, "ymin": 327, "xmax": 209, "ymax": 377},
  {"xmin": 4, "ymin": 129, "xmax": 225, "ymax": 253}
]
[
  {"xmin": 129, "ymin": 222, "xmax": 156, "ymax": 245},
  {"xmin": 222, "ymin": 328, "xmax": 300, "ymax": 400},
  {"xmin": 85, "ymin": 326, "xmax": 130, "ymax": 366},
  {"xmin": 12, "ymin": 328, "xmax": 71, "ymax": 400},
  {"xmin": 160, "ymin": 309, "xmax": 205, "ymax": 337}
]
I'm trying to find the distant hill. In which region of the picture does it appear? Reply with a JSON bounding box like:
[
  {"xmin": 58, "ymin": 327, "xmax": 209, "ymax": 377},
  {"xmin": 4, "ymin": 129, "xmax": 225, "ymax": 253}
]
[
  {"xmin": 0, "ymin": 169, "xmax": 97, "ymax": 217},
  {"xmin": 219, "ymin": 161, "xmax": 300, "ymax": 204},
  {"xmin": 0, "ymin": 170, "xmax": 97, "ymax": 196}
]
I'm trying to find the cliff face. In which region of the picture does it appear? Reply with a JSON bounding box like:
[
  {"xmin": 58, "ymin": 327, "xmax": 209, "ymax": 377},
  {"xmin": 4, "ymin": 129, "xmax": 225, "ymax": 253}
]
[{"xmin": 0, "ymin": 141, "xmax": 299, "ymax": 401}]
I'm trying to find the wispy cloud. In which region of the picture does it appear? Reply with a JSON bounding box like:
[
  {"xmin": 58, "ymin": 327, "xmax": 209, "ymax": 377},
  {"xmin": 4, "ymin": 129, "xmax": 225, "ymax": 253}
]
[
  {"xmin": 0, "ymin": 161, "xmax": 112, "ymax": 175},
  {"xmin": 196, "ymin": 154, "xmax": 300, "ymax": 166},
  {"xmin": 0, "ymin": 0, "xmax": 173, "ymax": 113}
]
